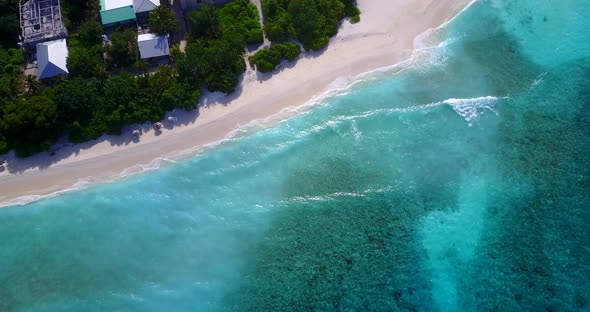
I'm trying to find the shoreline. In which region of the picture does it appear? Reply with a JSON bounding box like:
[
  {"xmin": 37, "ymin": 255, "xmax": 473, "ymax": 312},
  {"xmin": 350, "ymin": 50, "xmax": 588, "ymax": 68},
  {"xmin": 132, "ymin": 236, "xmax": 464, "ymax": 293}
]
[{"xmin": 0, "ymin": 0, "xmax": 472, "ymax": 207}]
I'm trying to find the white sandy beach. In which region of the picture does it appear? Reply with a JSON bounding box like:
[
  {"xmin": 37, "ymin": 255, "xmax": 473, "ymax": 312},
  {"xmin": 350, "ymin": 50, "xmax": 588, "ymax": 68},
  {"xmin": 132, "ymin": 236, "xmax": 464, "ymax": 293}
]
[{"xmin": 0, "ymin": 0, "xmax": 472, "ymax": 206}]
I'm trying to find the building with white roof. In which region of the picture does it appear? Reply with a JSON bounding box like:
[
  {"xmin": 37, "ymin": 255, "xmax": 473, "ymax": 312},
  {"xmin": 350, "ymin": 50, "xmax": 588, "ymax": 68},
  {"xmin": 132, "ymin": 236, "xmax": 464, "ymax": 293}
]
[
  {"xmin": 134, "ymin": 0, "xmax": 160, "ymax": 13},
  {"xmin": 36, "ymin": 38, "xmax": 69, "ymax": 79},
  {"xmin": 137, "ymin": 33, "xmax": 170, "ymax": 59}
]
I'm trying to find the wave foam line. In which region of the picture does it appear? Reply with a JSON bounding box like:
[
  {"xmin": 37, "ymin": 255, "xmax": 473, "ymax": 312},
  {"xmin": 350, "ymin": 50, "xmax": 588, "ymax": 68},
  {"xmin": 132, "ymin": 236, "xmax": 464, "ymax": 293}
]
[
  {"xmin": 289, "ymin": 95, "xmax": 508, "ymax": 141},
  {"xmin": 445, "ymin": 96, "xmax": 510, "ymax": 126},
  {"xmin": 355, "ymin": 0, "xmax": 480, "ymax": 84},
  {"xmin": 281, "ymin": 185, "xmax": 398, "ymax": 205},
  {"xmin": 0, "ymin": 94, "xmax": 504, "ymax": 209},
  {"xmin": 0, "ymin": 180, "xmax": 92, "ymax": 208}
]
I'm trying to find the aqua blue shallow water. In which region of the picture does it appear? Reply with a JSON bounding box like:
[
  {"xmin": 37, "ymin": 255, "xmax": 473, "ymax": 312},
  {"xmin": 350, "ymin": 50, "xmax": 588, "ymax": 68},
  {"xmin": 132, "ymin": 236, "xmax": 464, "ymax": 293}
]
[{"xmin": 2, "ymin": 0, "xmax": 590, "ymax": 310}]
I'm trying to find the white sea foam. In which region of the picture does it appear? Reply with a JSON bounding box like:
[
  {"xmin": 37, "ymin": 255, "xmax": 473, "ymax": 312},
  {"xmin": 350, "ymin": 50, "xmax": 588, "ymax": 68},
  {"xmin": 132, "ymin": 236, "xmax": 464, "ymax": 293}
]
[
  {"xmin": 530, "ymin": 71, "xmax": 548, "ymax": 89},
  {"xmin": 443, "ymin": 96, "xmax": 503, "ymax": 126},
  {"xmin": 282, "ymin": 97, "xmax": 483, "ymax": 142},
  {"xmin": 0, "ymin": 179, "xmax": 92, "ymax": 208},
  {"xmin": 354, "ymin": 0, "xmax": 480, "ymax": 84},
  {"xmin": 282, "ymin": 185, "xmax": 397, "ymax": 205},
  {"xmin": 351, "ymin": 120, "xmax": 362, "ymax": 141}
]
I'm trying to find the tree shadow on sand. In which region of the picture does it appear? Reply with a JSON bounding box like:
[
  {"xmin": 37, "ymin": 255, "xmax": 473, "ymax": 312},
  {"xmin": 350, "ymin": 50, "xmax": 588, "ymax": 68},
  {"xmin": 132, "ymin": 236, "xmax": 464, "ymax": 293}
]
[{"xmin": 0, "ymin": 82, "xmax": 247, "ymax": 174}]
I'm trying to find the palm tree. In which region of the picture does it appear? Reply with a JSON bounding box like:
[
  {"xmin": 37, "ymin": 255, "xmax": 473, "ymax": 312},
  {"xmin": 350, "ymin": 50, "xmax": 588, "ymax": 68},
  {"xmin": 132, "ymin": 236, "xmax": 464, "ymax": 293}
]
[
  {"xmin": 149, "ymin": 6, "xmax": 180, "ymax": 36},
  {"xmin": 133, "ymin": 59, "xmax": 149, "ymax": 76},
  {"xmin": 25, "ymin": 74, "xmax": 41, "ymax": 96}
]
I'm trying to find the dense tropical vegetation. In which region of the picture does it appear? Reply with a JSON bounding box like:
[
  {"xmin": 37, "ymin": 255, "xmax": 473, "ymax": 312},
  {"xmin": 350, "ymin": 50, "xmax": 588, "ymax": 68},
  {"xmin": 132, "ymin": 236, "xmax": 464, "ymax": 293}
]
[
  {"xmin": 0, "ymin": 0, "xmax": 359, "ymax": 157},
  {"xmin": 105, "ymin": 27, "xmax": 139, "ymax": 69},
  {"xmin": 0, "ymin": 0, "xmax": 20, "ymax": 48},
  {"xmin": 179, "ymin": 0, "xmax": 263, "ymax": 93},
  {"xmin": 0, "ymin": 47, "xmax": 24, "ymax": 100},
  {"xmin": 0, "ymin": 0, "xmax": 201, "ymax": 157},
  {"xmin": 67, "ymin": 21, "xmax": 106, "ymax": 78},
  {"xmin": 0, "ymin": 46, "xmax": 26, "ymax": 154},
  {"xmin": 149, "ymin": 6, "xmax": 180, "ymax": 35},
  {"xmin": 249, "ymin": 42, "xmax": 300, "ymax": 73},
  {"xmin": 1, "ymin": 62, "xmax": 199, "ymax": 156},
  {"xmin": 261, "ymin": 0, "xmax": 359, "ymax": 51}
]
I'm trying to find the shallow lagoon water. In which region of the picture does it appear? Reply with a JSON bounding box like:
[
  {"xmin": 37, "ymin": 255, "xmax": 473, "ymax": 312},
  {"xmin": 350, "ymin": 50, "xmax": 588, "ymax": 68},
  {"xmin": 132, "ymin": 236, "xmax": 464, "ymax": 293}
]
[{"xmin": 1, "ymin": 0, "xmax": 590, "ymax": 311}]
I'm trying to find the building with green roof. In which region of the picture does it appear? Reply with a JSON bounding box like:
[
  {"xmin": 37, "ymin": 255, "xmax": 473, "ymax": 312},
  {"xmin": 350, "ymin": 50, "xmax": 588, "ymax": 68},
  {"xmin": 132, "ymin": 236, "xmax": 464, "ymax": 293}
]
[{"xmin": 100, "ymin": 0, "xmax": 136, "ymax": 25}]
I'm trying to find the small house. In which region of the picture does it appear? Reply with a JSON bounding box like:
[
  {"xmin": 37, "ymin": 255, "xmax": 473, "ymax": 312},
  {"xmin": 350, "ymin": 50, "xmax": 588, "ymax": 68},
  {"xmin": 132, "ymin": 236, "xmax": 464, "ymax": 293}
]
[
  {"xmin": 100, "ymin": 0, "xmax": 136, "ymax": 25},
  {"xmin": 133, "ymin": 0, "xmax": 160, "ymax": 14},
  {"xmin": 137, "ymin": 33, "xmax": 170, "ymax": 59},
  {"xmin": 36, "ymin": 39, "xmax": 69, "ymax": 79}
]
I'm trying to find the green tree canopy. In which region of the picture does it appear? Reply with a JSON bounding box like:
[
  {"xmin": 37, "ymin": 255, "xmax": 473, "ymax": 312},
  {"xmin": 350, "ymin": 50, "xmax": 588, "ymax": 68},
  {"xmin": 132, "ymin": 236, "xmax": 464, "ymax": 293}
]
[
  {"xmin": 187, "ymin": 5, "xmax": 220, "ymax": 39},
  {"xmin": 179, "ymin": 0, "xmax": 263, "ymax": 93},
  {"xmin": 149, "ymin": 6, "xmax": 180, "ymax": 35},
  {"xmin": 217, "ymin": 0, "xmax": 264, "ymax": 45},
  {"xmin": 179, "ymin": 38, "xmax": 245, "ymax": 94},
  {"xmin": 61, "ymin": 0, "xmax": 100, "ymax": 29},
  {"xmin": 67, "ymin": 20, "xmax": 105, "ymax": 79},
  {"xmin": 0, "ymin": 133, "xmax": 8, "ymax": 154},
  {"xmin": 261, "ymin": 0, "xmax": 357, "ymax": 50},
  {"xmin": 250, "ymin": 42, "xmax": 301, "ymax": 73},
  {"xmin": 52, "ymin": 78, "xmax": 99, "ymax": 125},
  {"xmin": 1, "ymin": 95, "xmax": 59, "ymax": 156},
  {"xmin": 75, "ymin": 20, "xmax": 104, "ymax": 46},
  {"xmin": 0, "ymin": 47, "xmax": 25, "ymax": 101},
  {"xmin": 0, "ymin": 0, "xmax": 20, "ymax": 48},
  {"xmin": 106, "ymin": 28, "xmax": 138, "ymax": 69},
  {"xmin": 187, "ymin": 0, "xmax": 263, "ymax": 46},
  {"xmin": 67, "ymin": 46, "xmax": 104, "ymax": 78}
]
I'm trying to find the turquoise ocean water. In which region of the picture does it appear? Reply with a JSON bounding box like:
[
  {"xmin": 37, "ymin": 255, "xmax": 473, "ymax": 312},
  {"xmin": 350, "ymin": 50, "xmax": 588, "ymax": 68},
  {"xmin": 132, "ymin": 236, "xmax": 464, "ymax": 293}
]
[{"xmin": 2, "ymin": 0, "xmax": 590, "ymax": 310}]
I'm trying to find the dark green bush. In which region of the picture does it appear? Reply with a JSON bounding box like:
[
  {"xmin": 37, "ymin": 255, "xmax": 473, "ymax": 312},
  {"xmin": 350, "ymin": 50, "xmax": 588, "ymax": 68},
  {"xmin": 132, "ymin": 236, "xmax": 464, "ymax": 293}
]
[
  {"xmin": 0, "ymin": 47, "xmax": 24, "ymax": 100},
  {"xmin": 250, "ymin": 42, "xmax": 301, "ymax": 73},
  {"xmin": 0, "ymin": 0, "xmax": 21, "ymax": 48},
  {"xmin": 149, "ymin": 6, "xmax": 180, "ymax": 35},
  {"xmin": 347, "ymin": 6, "xmax": 360, "ymax": 23},
  {"xmin": 187, "ymin": 5, "xmax": 220, "ymax": 39},
  {"xmin": 181, "ymin": 0, "xmax": 262, "ymax": 93},
  {"xmin": 261, "ymin": 0, "xmax": 359, "ymax": 50},
  {"xmin": 0, "ymin": 133, "xmax": 8, "ymax": 154},
  {"xmin": 106, "ymin": 27, "xmax": 138, "ymax": 69},
  {"xmin": 217, "ymin": 0, "xmax": 264, "ymax": 46},
  {"xmin": 278, "ymin": 42, "xmax": 301, "ymax": 61},
  {"xmin": 0, "ymin": 95, "xmax": 60, "ymax": 157},
  {"xmin": 75, "ymin": 20, "xmax": 104, "ymax": 46},
  {"xmin": 67, "ymin": 46, "xmax": 104, "ymax": 78}
]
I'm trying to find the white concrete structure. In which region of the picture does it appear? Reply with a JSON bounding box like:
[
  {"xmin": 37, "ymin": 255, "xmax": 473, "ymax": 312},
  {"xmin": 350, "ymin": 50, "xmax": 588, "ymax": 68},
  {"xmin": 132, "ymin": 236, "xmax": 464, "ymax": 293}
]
[
  {"xmin": 19, "ymin": 0, "xmax": 67, "ymax": 45},
  {"xmin": 133, "ymin": 0, "xmax": 160, "ymax": 13},
  {"xmin": 138, "ymin": 33, "xmax": 170, "ymax": 59},
  {"xmin": 100, "ymin": 0, "xmax": 136, "ymax": 25},
  {"xmin": 103, "ymin": 0, "xmax": 133, "ymax": 10},
  {"xmin": 36, "ymin": 38, "xmax": 69, "ymax": 79}
]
